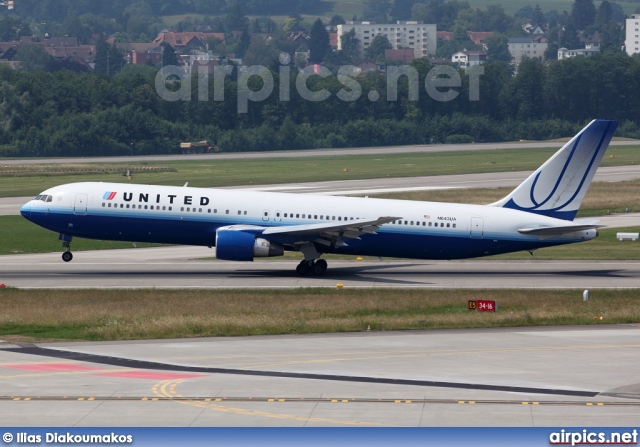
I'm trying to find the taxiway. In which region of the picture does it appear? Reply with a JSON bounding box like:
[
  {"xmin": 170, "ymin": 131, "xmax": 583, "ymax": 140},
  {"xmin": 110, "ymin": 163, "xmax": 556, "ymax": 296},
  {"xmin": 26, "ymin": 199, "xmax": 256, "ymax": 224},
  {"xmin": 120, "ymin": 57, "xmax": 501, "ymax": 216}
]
[{"xmin": 1, "ymin": 325, "xmax": 639, "ymax": 426}]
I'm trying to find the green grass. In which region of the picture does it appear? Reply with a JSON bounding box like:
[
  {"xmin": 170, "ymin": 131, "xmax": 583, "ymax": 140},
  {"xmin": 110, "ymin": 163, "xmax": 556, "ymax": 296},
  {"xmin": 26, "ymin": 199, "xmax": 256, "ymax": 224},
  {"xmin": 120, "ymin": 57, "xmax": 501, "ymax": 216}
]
[
  {"xmin": 3, "ymin": 144, "xmax": 640, "ymax": 198},
  {"xmin": 160, "ymin": 0, "xmax": 637, "ymax": 27},
  {"xmin": 0, "ymin": 216, "xmax": 160, "ymax": 255},
  {"xmin": 0, "ymin": 288, "xmax": 637, "ymax": 342}
]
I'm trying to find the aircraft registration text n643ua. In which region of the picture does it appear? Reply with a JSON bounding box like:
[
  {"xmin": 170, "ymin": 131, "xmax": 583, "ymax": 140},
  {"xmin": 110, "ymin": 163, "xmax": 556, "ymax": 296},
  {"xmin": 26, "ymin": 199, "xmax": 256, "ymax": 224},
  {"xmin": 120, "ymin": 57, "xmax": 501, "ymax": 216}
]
[{"xmin": 21, "ymin": 120, "xmax": 617, "ymax": 276}]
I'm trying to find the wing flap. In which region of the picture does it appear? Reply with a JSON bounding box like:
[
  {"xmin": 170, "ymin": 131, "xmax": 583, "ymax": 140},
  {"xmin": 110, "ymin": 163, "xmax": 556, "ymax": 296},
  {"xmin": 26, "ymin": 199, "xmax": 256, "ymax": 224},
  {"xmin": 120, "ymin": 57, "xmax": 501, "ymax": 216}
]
[{"xmin": 262, "ymin": 216, "xmax": 400, "ymax": 238}]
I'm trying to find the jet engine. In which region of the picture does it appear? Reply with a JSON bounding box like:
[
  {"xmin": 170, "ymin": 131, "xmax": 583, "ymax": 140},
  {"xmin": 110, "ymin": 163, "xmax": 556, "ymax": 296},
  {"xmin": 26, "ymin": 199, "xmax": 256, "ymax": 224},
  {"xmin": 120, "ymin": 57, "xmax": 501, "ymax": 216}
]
[{"xmin": 215, "ymin": 230, "xmax": 284, "ymax": 261}]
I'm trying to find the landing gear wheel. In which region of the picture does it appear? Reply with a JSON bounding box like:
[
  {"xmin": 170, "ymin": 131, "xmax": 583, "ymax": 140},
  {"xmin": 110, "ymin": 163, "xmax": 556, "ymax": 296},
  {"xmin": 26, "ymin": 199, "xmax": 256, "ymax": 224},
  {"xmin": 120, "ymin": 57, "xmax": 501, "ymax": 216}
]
[
  {"xmin": 312, "ymin": 259, "xmax": 328, "ymax": 276},
  {"xmin": 62, "ymin": 251, "xmax": 73, "ymax": 262},
  {"xmin": 296, "ymin": 261, "xmax": 311, "ymax": 276}
]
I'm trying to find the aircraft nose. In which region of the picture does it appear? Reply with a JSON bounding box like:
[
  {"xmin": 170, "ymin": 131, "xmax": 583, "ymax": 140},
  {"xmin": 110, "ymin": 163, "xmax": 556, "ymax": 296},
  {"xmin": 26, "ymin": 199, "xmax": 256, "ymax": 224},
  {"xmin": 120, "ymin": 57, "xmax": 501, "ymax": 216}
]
[{"xmin": 20, "ymin": 202, "xmax": 31, "ymax": 219}]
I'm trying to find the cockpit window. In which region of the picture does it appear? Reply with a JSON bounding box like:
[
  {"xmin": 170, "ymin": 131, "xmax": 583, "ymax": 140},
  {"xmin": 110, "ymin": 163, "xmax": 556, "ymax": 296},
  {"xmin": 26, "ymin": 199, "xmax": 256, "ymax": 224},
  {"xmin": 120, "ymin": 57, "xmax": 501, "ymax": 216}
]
[
  {"xmin": 34, "ymin": 195, "xmax": 43, "ymax": 200},
  {"xmin": 45, "ymin": 195, "xmax": 52, "ymax": 202},
  {"xmin": 34, "ymin": 195, "xmax": 52, "ymax": 202}
]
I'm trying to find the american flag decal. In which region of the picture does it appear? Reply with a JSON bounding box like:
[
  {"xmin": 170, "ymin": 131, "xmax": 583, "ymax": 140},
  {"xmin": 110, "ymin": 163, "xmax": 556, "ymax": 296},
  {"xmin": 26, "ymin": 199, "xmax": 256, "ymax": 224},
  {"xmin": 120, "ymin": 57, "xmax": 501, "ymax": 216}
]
[{"xmin": 424, "ymin": 214, "xmax": 430, "ymax": 219}]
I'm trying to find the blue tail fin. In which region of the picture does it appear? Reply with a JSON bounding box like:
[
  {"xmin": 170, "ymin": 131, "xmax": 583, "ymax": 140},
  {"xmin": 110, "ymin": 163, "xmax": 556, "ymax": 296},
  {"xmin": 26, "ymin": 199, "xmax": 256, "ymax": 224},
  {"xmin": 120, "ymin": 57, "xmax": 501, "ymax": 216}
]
[{"xmin": 492, "ymin": 120, "xmax": 618, "ymax": 221}]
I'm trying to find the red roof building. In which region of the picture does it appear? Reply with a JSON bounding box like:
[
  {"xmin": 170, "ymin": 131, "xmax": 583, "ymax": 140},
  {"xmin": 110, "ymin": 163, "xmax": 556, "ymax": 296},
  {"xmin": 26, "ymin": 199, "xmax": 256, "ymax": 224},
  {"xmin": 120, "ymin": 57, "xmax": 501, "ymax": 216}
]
[{"xmin": 385, "ymin": 48, "xmax": 415, "ymax": 63}]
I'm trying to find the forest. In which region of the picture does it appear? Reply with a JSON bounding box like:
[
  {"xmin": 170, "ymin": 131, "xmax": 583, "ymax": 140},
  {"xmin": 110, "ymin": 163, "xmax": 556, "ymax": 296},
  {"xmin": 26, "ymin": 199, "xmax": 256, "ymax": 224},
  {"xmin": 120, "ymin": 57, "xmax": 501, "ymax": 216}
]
[
  {"xmin": 1, "ymin": 52, "xmax": 639, "ymax": 157},
  {"xmin": 0, "ymin": 0, "xmax": 638, "ymax": 156}
]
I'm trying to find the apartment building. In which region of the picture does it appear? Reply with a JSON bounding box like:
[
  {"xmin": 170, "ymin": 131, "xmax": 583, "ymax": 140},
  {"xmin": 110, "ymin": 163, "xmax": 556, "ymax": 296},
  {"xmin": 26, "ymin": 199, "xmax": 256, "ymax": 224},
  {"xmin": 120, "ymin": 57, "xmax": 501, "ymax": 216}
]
[{"xmin": 337, "ymin": 21, "xmax": 437, "ymax": 59}]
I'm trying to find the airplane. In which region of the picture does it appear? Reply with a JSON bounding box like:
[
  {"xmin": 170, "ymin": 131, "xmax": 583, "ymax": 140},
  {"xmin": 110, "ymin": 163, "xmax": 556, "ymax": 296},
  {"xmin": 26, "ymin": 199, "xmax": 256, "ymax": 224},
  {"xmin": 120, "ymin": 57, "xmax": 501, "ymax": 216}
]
[{"xmin": 20, "ymin": 119, "xmax": 617, "ymax": 276}]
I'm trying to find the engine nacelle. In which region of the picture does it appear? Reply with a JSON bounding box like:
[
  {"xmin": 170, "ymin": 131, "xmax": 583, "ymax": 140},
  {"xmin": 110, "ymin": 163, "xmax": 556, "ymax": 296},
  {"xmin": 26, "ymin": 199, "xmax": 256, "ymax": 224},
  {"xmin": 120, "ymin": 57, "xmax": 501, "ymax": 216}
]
[{"xmin": 215, "ymin": 230, "xmax": 284, "ymax": 261}]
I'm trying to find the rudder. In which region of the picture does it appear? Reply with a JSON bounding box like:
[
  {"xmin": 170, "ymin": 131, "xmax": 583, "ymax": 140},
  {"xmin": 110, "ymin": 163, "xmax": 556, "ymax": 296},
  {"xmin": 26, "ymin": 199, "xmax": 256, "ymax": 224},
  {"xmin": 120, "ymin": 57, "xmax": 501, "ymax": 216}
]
[{"xmin": 491, "ymin": 120, "xmax": 618, "ymax": 221}]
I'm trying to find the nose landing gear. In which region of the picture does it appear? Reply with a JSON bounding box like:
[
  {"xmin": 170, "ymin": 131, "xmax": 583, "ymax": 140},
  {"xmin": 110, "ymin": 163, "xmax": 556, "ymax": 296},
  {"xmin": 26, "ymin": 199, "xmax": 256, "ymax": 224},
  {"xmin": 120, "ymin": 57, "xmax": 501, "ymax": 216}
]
[
  {"xmin": 61, "ymin": 246, "xmax": 73, "ymax": 262},
  {"xmin": 59, "ymin": 234, "xmax": 73, "ymax": 262}
]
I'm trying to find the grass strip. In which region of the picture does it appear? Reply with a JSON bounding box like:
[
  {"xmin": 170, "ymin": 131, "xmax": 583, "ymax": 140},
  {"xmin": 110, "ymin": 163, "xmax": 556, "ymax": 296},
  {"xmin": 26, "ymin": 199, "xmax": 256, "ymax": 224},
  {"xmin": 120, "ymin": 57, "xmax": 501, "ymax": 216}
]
[
  {"xmin": 2, "ymin": 144, "xmax": 639, "ymax": 198},
  {"xmin": 0, "ymin": 216, "xmax": 160, "ymax": 255},
  {"xmin": 0, "ymin": 288, "xmax": 637, "ymax": 343}
]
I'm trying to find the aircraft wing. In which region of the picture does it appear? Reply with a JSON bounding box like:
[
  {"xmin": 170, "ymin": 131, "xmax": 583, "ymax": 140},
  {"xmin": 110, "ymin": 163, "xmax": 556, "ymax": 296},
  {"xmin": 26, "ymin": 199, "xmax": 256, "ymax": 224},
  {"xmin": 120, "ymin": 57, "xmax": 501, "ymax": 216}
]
[{"xmin": 261, "ymin": 216, "xmax": 401, "ymax": 247}]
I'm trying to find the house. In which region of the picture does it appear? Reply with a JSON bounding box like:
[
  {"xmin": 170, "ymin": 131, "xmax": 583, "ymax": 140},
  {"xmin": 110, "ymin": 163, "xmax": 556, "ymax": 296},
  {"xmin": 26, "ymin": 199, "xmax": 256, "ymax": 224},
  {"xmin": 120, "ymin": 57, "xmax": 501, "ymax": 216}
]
[
  {"xmin": 532, "ymin": 34, "xmax": 549, "ymax": 44},
  {"xmin": 507, "ymin": 36, "xmax": 547, "ymax": 64},
  {"xmin": 153, "ymin": 32, "xmax": 226, "ymax": 49},
  {"xmin": 0, "ymin": 42, "xmax": 17, "ymax": 61},
  {"xmin": 385, "ymin": 48, "xmax": 415, "ymax": 63},
  {"xmin": 114, "ymin": 43, "xmax": 163, "ymax": 65},
  {"xmin": 557, "ymin": 47, "xmax": 600, "ymax": 60},
  {"xmin": 44, "ymin": 45, "xmax": 96, "ymax": 66},
  {"xmin": 579, "ymin": 31, "xmax": 600, "ymax": 51},
  {"xmin": 451, "ymin": 50, "xmax": 486, "ymax": 67},
  {"xmin": 329, "ymin": 32, "xmax": 338, "ymax": 49},
  {"xmin": 0, "ymin": 36, "xmax": 96, "ymax": 68},
  {"xmin": 288, "ymin": 32, "xmax": 308, "ymax": 48},
  {"xmin": 355, "ymin": 60, "xmax": 382, "ymax": 75},
  {"xmin": 523, "ymin": 23, "xmax": 546, "ymax": 35},
  {"xmin": 558, "ymin": 32, "xmax": 601, "ymax": 60},
  {"xmin": 466, "ymin": 31, "xmax": 493, "ymax": 49}
]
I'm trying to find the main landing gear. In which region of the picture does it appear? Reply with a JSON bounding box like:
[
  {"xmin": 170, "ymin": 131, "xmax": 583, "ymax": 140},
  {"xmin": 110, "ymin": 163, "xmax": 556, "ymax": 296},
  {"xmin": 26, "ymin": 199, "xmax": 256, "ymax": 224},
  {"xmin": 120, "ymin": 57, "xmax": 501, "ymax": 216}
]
[
  {"xmin": 296, "ymin": 242, "xmax": 328, "ymax": 276},
  {"xmin": 296, "ymin": 259, "xmax": 328, "ymax": 276}
]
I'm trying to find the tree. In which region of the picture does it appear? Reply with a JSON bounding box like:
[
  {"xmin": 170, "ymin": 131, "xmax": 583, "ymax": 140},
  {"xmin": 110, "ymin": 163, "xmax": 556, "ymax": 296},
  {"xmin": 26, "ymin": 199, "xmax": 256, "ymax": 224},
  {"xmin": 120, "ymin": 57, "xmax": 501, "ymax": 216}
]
[
  {"xmin": 224, "ymin": 1, "xmax": 248, "ymax": 31},
  {"xmin": 309, "ymin": 19, "xmax": 330, "ymax": 64},
  {"xmin": 514, "ymin": 5, "xmax": 534, "ymax": 21},
  {"xmin": 531, "ymin": 5, "xmax": 545, "ymax": 27},
  {"xmin": 162, "ymin": 43, "xmax": 179, "ymax": 67},
  {"xmin": 485, "ymin": 34, "xmax": 511, "ymax": 62},
  {"xmin": 364, "ymin": 34, "xmax": 391, "ymax": 62},
  {"xmin": 94, "ymin": 40, "xmax": 125, "ymax": 76},
  {"xmin": 14, "ymin": 44, "xmax": 53, "ymax": 72},
  {"xmin": 570, "ymin": 0, "xmax": 596, "ymax": 29},
  {"xmin": 236, "ymin": 27, "xmax": 251, "ymax": 59},
  {"xmin": 340, "ymin": 28, "xmax": 361, "ymax": 63},
  {"xmin": 0, "ymin": 16, "xmax": 32, "ymax": 41},
  {"xmin": 412, "ymin": 0, "xmax": 470, "ymax": 31},
  {"xmin": 330, "ymin": 15, "xmax": 345, "ymax": 26},
  {"xmin": 243, "ymin": 36, "xmax": 279, "ymax": 67},
  {"xmin": 562, "ymin": 21, "xmax": 580, "ymax": 50},
  {"xmin": 390, "ymin": 0, "xmax": 418, "ymax": 21},
  {"xmin": 363, "ymin": 0, "xmax": 391, "ymax": 23}
]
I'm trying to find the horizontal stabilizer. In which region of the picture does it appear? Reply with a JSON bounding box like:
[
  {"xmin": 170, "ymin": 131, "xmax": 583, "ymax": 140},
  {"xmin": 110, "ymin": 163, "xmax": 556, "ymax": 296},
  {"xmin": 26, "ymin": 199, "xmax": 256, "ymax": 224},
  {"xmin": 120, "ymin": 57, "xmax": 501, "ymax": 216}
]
[{"xmin": 518, "ymin": 224, "xmax": 603, "ymax": 236}]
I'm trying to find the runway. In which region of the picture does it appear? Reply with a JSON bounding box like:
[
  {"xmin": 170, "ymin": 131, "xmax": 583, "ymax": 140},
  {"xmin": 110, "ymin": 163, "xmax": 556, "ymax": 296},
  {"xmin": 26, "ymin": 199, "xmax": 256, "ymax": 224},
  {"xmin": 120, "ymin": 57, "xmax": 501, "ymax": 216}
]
[
  {"xmin": 2, "ymin": 139, "xmax": 638, "ymax": 166},
  {"xmin": 3, "ymin": 165, "xmax": 640, "ymax": 216},
  {"xmin": 1, "ymin": 247, "xmax": 639, "ymax": 289},
  {"xmin": 1, "ymin": 325, "xmax": 639, "ymax": 426}
]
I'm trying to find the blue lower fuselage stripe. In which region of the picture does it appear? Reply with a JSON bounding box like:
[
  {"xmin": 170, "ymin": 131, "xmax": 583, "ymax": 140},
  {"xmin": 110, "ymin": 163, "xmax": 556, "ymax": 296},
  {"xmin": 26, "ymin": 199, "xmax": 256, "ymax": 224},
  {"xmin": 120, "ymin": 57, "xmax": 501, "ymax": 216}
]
[{"xmin": 30, "ymin": 211, "xmax": 571, "ymax": 261}]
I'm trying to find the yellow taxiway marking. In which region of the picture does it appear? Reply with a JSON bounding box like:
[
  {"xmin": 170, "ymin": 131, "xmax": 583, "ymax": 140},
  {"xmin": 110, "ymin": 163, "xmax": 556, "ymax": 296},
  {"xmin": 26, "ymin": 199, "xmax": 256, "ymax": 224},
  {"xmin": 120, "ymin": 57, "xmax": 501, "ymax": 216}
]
[{"xmin": 152, "ymin": 379, "xmax": 388, "ymax": 426}]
